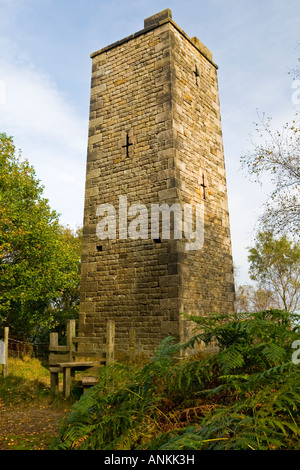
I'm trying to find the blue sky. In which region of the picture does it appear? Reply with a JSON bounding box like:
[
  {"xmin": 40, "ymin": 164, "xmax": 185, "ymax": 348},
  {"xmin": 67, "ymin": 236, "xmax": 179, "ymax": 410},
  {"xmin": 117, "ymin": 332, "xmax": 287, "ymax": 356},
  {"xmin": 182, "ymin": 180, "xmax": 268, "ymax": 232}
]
[{"xmin": 0, "ymin": 0, "xmax": 299, "ymax": 284}]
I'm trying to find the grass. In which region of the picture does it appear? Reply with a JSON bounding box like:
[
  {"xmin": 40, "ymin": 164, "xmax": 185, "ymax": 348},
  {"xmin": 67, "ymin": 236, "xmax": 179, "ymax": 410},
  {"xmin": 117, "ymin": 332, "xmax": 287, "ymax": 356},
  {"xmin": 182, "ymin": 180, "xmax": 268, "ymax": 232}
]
[
  {"xmin": 0, "ymin": 356, "xmax": 50, "ymax": 407},
  {"xmin": 0, "ymin": 356, "xmax": 71, "ymax": 450},
  {"xmin": 3, "ymin": 434, "xmax": 54, "ymax": 450}
]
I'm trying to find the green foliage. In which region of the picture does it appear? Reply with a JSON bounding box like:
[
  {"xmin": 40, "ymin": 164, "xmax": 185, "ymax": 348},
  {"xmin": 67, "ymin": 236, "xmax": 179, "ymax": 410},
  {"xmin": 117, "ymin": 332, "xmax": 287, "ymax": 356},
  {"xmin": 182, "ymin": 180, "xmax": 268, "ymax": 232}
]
[
  {"xmin": 0, "ymin": 133, "xmax": 81, "ymax": 338},
  {"xmin": 51, "ymin": 309, "xmax": 300, "ymax": 450},
  {"xmin": 248, "ymin": 231, "xmax": 300, "ymax": 312},
  {"xmin": 50, "ymin": 339, "xmax": 183, "ymax": 450},
  {"xmin": 147, "ymin": 364, "xmax": 300, "ymax": 450}
]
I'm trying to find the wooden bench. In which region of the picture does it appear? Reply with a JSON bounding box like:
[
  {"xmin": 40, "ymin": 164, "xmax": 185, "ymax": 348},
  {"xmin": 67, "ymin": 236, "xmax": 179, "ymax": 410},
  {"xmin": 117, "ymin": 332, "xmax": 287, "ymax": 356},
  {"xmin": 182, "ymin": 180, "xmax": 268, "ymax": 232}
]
[
  {"xmin": 49, "ymin": 320, "xmax": 115, "ymax": 398},
  {"xmin": 80, "ymin": 375, "xmax": 98, "ymax": 393}
]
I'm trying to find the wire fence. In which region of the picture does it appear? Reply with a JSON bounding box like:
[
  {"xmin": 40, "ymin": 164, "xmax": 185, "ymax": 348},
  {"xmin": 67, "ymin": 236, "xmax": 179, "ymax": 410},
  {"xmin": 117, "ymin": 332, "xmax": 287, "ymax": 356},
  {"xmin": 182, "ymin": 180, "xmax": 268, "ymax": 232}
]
[{"xmin": 8, "ymin": 337, "xmax": 49, "ymax": 360}]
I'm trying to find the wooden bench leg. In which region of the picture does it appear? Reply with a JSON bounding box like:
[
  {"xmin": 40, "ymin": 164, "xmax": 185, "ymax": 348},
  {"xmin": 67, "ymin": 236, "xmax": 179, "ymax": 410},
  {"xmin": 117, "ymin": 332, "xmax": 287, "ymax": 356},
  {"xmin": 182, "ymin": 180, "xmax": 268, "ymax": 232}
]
[
  {"xmin": 50, "ymin": 371, "xmax": 59, "ymax": 396},
  {"xmin": 63, "ymin": 367, "xmax": 75, "ymax": 398},
  {"xmin": 81, "ymin": 376, "xmax": 98, "ymax": 393},
  {"xmin": 63, "ymin": 367, "xmax": 71, "ymax": 398},
  {"xmin": 49, "ymin": 367, "xmax": 63, "ymax": 396}
]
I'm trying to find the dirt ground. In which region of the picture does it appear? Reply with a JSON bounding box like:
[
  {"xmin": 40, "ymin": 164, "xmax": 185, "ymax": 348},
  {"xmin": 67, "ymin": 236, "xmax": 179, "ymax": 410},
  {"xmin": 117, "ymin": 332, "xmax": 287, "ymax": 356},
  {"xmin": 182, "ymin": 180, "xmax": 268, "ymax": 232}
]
[{"xmin": 0, "ymin": 401, "xmax": 66, "ymax": 450}]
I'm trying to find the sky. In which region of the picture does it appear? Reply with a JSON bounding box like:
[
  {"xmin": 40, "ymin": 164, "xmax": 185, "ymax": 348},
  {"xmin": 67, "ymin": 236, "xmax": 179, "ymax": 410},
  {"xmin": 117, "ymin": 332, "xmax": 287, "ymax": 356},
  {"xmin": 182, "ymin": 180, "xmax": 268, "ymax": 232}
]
[{"xmin": 0, "ymin": 0, "xmax": 299, "ymax": 285}]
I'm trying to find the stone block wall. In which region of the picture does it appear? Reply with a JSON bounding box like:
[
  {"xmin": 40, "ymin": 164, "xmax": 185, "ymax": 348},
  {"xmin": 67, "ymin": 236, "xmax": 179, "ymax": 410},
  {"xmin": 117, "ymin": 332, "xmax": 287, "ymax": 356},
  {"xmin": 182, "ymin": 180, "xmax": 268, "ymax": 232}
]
[
  {"xmin": 79, "ymin": 9, "xmax": 235, "ymax": 355},
  {"xmin": 169, "ymin": 20, "xmax": 236, "ymax": 342}
]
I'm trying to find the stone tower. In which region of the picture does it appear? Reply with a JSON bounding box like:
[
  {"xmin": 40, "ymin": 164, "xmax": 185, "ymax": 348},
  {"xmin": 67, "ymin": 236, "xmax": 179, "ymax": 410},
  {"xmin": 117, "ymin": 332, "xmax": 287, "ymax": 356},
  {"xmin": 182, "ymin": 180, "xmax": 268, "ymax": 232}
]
[{"xmin": 79, "ymin": 9, "xmax": 235, "ymax": 356}]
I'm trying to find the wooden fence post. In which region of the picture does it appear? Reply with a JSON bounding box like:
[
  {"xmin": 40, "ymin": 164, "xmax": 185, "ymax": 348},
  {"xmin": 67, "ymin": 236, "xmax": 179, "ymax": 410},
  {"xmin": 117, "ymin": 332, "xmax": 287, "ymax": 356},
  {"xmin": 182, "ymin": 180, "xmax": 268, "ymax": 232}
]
[
  {"xmin": 49, "ymin": 332, "xmax": 58, "ymax": 349},
  {"xmin": 49, "ymin": 333, "xmax": 59, "ymax": 395},
  {"xmin": 1, "ymin": 327, "xmax": 9, "ymax": 378},
  {"xmin": 106, "ymin": 320, "xmax": 115, "ymax": 364},
  {"xmin": 67, "ymin": 319, "xmax": 76, "ymax": 361},
  {"xmin": 4, "ymin": 327, "xmax": 8, "ymax": 377}
]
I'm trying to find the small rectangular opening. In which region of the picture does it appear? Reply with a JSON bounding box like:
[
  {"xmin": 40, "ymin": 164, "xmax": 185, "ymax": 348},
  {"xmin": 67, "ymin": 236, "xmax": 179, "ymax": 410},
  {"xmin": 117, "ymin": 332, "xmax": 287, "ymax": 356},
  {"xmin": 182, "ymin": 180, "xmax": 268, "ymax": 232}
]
[
  {"xmin": 153, "ymin": 238, "xmax": 161, "ymax": 244},
  {"xmin": 97, "ymin": 245, "xmax": 103, "ymax": 252}
]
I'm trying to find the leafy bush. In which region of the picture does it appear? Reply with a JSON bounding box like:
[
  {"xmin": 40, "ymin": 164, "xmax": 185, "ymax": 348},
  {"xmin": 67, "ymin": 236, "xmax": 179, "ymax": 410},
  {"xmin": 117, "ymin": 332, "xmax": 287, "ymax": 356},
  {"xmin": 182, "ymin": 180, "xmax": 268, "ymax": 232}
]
[{"xmin": 51, "ymin": 309, "xmax": 300, "ymax": 450}]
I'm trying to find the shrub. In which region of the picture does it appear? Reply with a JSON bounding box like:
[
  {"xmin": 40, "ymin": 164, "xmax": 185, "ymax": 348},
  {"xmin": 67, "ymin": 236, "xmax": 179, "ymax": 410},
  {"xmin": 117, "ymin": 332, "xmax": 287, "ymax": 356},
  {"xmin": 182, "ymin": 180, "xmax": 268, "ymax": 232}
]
[{"xmin": 51, "ymin": 309, "xmax": 300, "ymax": 450}]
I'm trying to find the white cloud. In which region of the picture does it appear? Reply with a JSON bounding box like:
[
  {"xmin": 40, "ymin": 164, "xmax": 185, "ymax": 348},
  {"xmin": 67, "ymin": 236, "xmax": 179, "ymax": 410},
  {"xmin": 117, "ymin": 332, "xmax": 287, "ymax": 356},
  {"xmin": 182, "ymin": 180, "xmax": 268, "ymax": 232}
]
[
  {"xmin": 0, "ymin": 61, "xmax": 86, "ymax": 150},
  {"xmin": 0, "ymin": 51, "xmax": 88, "ymax": 228}
]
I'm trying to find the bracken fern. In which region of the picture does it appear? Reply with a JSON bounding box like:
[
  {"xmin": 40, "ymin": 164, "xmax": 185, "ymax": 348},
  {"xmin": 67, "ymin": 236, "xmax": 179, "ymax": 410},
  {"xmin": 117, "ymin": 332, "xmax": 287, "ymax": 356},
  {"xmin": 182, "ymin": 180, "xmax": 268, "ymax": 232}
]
[{"xmin": 51, "ymin": 309, "xmax": 300, "ymax": 450}]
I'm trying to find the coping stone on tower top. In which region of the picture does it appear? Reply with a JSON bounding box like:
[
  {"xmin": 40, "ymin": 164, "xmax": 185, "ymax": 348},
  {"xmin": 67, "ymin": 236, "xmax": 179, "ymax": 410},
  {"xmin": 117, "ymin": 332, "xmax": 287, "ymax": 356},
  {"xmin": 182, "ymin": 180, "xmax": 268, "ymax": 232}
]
[
  {"xmin": 90, "ymin": 9, "xmax": 216, "ymax": 68},
  {"xmin": 144, "ymin": 9, "xmax": 172, "ymax": 28}
]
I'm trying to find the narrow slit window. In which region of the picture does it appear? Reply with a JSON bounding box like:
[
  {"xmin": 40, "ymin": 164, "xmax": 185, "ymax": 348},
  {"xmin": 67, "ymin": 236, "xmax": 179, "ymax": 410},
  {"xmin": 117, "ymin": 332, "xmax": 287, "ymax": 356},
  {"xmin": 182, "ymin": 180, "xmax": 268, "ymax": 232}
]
[
  {"xmin": 200, "ymin": 174, "xmax": 207, "ymax": 200},
  {"xmin": 122, "ymin": 132, "xmax": 133, "ymax": 158},
  {"xmin": 194, "ymin": 65, "xmax": 200, "ymax": 86}
]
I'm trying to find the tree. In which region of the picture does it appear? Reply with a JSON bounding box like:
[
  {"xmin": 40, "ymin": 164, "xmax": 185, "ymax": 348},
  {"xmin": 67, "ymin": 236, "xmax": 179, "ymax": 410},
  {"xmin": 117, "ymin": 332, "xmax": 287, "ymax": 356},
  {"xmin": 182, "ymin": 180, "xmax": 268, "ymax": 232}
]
[
  {"xmin": 248, "ymin": 231, "xmax": 300, "ymax": 313},
  {"xmin": 41, "ymin": 226, "xmax": 82, "ymax": 341},
  {"xmin": 235, "ymin": 284, "xmax": 274, "ymax": 313},
  {"xmin": 241, "ymin": 53, "xmax": 300, "ymax": 237},
  {"xmin": 0, "ymin": 133, "xmax": 81, "ymax": 338},
  {"xmin": 241, "ymin": 114, "xmax": 300, "ymax": 238}
]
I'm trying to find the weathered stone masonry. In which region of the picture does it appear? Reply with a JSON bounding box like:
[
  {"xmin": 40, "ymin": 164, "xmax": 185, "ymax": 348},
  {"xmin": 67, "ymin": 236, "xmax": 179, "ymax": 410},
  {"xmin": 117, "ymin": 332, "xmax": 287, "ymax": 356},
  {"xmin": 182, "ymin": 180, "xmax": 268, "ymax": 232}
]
[{"xmin": 79, "ymin": 9, "xmax": 236, "ymax": 355}]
